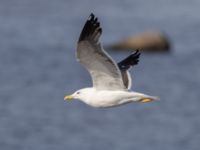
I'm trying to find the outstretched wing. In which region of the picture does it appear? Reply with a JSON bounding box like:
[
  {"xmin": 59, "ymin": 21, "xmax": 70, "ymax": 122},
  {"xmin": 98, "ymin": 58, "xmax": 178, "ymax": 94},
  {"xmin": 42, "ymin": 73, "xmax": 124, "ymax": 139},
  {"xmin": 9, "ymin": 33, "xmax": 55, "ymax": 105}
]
[
  {"xmin": 77, "ymin": 13, "xmax": 125, "ymax": 91},
  {"xmin": 117, "ymin": 50, "xmax": 140, "ymax": 89}
]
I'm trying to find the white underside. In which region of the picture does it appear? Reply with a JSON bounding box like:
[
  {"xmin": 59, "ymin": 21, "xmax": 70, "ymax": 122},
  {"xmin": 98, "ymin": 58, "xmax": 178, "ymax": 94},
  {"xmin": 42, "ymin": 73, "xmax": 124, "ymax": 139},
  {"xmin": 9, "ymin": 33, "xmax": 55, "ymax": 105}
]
[{"xmin": 77, "ymin": 88, "xmax": 158, "ymax": 108}]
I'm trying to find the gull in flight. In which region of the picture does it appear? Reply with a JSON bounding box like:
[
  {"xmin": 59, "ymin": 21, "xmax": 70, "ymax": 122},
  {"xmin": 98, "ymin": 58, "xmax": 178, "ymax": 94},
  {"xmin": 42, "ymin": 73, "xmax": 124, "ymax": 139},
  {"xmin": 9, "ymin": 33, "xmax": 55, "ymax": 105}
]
[{"xmin": 64, "ymin": 13, "xmax": 159, "ymax": 108}]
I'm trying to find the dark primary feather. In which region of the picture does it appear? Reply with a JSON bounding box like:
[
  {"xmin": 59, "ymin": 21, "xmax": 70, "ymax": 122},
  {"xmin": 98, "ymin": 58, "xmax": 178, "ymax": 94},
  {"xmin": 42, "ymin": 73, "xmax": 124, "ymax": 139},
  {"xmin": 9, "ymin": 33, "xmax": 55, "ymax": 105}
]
[
  {"xmin": 117, "ymin": 50, "xmax": 140, "ymax": 89},
  {"xmin": 78, "ymin": 13, "xmax": 102, "ymax": 43},
  {"xmin": 117, "ymin": 50, "xmax": 140, "ymax": 71}
]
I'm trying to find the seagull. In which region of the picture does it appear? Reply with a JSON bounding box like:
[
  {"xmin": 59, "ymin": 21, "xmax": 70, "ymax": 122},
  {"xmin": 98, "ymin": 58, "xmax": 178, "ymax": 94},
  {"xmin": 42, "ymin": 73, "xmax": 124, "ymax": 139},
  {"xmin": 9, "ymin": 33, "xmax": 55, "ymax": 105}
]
[{"xmin": 64, "ymin": 13, "xmax": 159, "ymax": 108}]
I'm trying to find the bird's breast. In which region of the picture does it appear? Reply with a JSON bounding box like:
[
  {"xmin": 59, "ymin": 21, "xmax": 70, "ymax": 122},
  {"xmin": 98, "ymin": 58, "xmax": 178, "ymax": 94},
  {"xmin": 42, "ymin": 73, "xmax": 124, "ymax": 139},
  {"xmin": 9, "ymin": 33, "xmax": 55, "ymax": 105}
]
[{"xmin": 83, "ymin": 90, "xmax": 131, "ymax": 108}]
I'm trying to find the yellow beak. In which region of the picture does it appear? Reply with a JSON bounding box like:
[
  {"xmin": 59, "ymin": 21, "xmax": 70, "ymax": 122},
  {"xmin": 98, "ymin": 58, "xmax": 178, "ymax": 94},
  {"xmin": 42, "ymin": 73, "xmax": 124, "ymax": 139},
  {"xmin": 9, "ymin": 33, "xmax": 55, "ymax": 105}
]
[
  {"xmin": 64, "ymin": 95, "xmax": 74, "ymax": 101},
  {"xmin": 140, "ymin": 98, "xmax": 153, "ymax": 103}
]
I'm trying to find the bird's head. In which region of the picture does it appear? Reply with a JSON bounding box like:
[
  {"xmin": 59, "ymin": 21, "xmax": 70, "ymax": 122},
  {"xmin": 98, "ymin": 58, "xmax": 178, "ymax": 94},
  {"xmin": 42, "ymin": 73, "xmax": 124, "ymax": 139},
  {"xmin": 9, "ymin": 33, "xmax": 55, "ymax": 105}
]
[
  {"xmin": 64, "ymin": 90, "xmax": 82, "ymax": 101},
  {"xmin": 64, "ymin": 88, "xmax": 93, "ymax": 101}
]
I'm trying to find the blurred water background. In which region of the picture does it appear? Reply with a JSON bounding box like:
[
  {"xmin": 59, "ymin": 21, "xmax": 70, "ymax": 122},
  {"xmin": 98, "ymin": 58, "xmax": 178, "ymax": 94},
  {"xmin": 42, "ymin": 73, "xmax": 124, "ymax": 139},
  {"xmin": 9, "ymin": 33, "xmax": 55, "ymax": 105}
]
[{"xmin": 0, "ymin": 0, "xmax": 200, "ymax": 150}]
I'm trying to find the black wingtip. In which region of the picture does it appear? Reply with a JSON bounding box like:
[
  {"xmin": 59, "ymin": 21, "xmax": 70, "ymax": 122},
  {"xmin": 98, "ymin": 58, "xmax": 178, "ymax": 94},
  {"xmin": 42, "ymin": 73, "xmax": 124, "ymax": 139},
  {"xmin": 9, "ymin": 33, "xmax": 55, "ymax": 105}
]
[
  {"xmin": 129, "ymin": 50, "xmax": 141, "ymax": 65},
  {"xmin": 132, "ymin": 50, "xmax": 140, "ymax": 60},
  {"xmin": 117, "ymin": 50, "xmax": 141, "ymax": 71},
  {"xmin": 78, "ymin": 13, "xmax": 102, "ymax": 42},
  {"xmin": 90, "ymin": 13, "xmax": 94, "ymax": 18},
  {"xmin": 88, "ymin": 13, "xmax": 94, "ymax": 21},
  {"xmin": 98, "ymin": 28, "xmax": 102, "ymax": 34}
]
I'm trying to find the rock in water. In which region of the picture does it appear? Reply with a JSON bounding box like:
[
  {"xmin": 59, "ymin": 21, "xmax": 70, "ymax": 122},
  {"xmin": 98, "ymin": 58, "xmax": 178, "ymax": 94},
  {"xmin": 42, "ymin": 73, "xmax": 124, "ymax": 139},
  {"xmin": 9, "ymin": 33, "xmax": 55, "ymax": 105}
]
[{"xmin": 107, "ymin": 31, "xmax": 170, "ymax": 52}]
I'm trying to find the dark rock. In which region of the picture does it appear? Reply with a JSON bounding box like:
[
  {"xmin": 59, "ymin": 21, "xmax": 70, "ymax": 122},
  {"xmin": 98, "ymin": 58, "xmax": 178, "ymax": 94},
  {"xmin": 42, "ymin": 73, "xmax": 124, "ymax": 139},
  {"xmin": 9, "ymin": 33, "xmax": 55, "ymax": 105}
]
[{"xmin": 107, "ymin": 31, "xmax": 170, "ymax": 52}]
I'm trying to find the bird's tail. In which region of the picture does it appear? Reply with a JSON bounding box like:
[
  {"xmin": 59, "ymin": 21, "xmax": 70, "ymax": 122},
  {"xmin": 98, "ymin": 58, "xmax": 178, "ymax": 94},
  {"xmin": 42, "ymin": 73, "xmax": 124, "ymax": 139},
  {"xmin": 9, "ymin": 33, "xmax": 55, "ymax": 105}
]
[{"xmin": 139, "ymin": 95, "xmax": 160, "ymax": 103}]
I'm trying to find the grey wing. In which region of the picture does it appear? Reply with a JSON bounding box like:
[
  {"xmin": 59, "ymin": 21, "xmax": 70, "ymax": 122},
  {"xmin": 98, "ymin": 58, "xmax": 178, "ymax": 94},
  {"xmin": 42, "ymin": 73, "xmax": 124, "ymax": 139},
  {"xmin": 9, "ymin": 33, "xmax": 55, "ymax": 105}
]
[
  {"xmin": 120, "ymin": 70, "xmax": 132, "ymax": 90},
  {"xmin": 77, "ymin": 14, "xmax": 125, "ymax": 91},
  {"xmin": 117, "ymin": 50, "xmax": 140, "ymax": 89}
]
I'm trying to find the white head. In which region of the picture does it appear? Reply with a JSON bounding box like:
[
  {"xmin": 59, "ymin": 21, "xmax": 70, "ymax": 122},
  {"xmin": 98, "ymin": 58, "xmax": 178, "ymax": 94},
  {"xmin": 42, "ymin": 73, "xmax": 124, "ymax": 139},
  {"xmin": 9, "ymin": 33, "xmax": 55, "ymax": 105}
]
[{"xmin": 64, "ymin": 88, "xmax": 94, "ymax": 101}]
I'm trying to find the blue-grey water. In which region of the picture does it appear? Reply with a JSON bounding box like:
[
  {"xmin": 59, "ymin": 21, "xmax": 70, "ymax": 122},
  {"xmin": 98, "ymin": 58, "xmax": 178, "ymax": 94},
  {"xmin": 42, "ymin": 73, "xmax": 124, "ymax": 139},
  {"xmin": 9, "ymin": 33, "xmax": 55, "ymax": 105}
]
[{"xmin": 1, "ymin": 0, "xmax": 200, "ymax": 150}]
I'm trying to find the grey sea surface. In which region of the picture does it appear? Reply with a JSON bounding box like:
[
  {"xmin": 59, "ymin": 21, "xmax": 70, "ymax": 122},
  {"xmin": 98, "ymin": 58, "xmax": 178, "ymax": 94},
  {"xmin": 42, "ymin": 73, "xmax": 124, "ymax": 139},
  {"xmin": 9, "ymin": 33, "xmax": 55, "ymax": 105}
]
[{"xmin": 0, "ymin": 0, "xmax": 200, "ymax": 150}]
